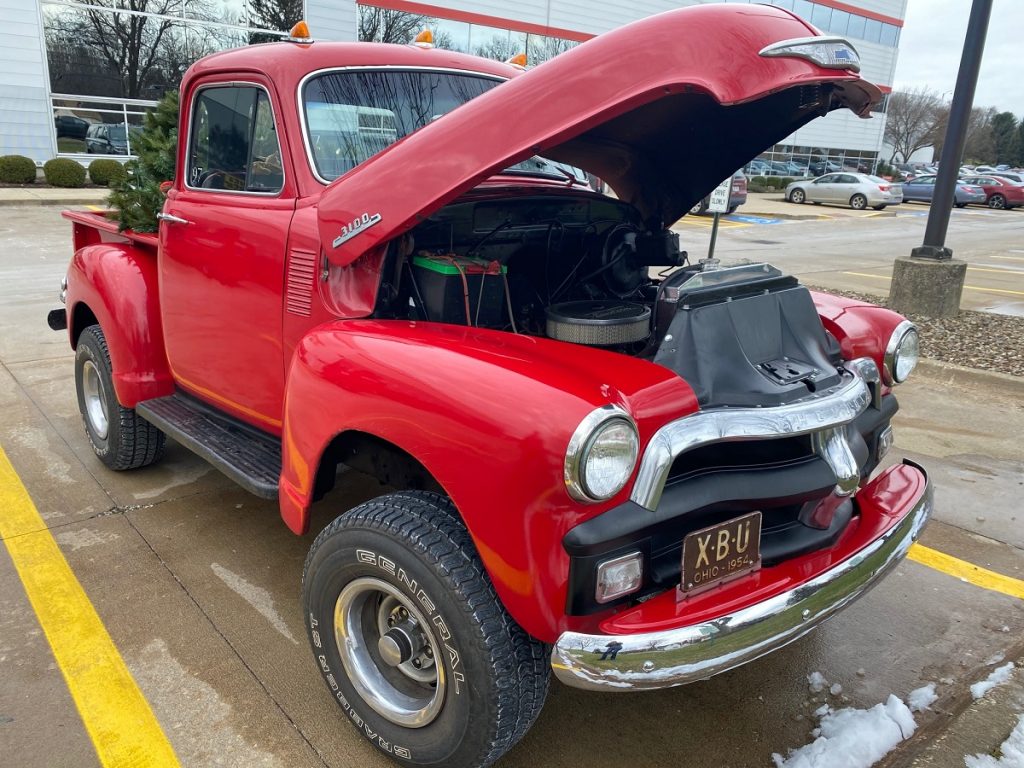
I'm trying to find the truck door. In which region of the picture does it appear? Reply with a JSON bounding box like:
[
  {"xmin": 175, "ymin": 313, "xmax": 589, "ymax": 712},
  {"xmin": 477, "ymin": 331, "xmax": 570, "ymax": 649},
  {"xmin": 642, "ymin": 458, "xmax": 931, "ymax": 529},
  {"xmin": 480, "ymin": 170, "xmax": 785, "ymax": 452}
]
[{"xmin": 161, "ymin": 81, "xmax": 294, "ymax": 434}]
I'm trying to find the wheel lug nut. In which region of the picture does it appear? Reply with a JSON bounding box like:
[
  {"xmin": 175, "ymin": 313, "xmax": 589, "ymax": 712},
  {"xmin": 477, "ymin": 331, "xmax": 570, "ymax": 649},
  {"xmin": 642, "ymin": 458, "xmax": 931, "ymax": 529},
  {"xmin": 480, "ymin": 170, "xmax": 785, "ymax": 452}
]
[
  {"xmin": 412, "ymin": 658, "xmax": 422, "ymax": 668},
  {"xmin": 424, "ymin": 646, "xmax": 433, "ymax": 658}
]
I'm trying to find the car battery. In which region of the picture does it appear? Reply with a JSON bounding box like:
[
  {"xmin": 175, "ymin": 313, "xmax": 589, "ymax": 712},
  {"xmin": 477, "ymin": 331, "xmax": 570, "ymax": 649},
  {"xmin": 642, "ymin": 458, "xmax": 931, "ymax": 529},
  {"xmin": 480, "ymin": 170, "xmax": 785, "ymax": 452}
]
[{"xmin": 412, "ymin": 253, "xmax": 508, "ymax": 327}]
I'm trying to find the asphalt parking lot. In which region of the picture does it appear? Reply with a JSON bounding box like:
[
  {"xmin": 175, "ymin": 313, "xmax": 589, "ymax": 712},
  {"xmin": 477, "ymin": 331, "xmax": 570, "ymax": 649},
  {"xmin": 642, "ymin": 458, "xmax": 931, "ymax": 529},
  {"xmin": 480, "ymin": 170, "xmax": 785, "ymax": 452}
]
[{"xmin": 1, "ymin": 205, "xmax": 1023, "ymax": 767}]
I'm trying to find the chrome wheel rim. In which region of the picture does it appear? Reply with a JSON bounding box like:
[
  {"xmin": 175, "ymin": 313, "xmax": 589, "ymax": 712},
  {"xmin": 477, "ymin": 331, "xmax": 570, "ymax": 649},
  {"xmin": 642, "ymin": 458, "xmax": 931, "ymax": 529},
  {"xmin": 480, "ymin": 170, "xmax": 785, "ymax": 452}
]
[
  {"xmin": 81, "ymin": 360, "xmax": 109, "ymax": 439},
  {"xmin": 792, "ymin": 190, "xmax": 804, "ymax": 203},
  {"xmin": 991, "ymin": 196, "xmax": 1005, "ymax": 209},
  {"xmin": 334, "ymin": 577, "xmax": 445, "ymax": 727},
  {"xmin": 689, "ymin": 202, "xmax": 703, "ymax": 215}
]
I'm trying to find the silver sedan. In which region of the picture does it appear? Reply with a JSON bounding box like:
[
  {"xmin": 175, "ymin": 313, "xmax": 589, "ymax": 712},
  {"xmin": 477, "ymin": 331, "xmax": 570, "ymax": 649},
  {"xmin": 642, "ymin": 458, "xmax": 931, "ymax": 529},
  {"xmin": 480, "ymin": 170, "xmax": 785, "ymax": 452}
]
[{"xmin": 785, "ymin": 172, "xmax": 903, "ymax": 210}]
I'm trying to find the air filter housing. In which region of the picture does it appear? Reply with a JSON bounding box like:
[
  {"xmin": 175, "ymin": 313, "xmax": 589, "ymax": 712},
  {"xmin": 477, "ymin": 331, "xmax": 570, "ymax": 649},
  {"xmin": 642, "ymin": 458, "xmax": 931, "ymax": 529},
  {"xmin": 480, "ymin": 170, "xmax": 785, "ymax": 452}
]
[{"xmin": 546, "ymin": 300, "xmax": 651, "ymax": 346}]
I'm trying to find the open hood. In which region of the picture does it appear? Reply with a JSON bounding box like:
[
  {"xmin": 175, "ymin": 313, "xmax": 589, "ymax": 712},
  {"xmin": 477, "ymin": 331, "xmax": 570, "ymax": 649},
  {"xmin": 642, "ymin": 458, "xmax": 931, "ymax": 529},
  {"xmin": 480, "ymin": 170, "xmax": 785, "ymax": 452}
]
[{"xmin": 318, "ymin": 3, "xmax": 881, "ymax": 266}]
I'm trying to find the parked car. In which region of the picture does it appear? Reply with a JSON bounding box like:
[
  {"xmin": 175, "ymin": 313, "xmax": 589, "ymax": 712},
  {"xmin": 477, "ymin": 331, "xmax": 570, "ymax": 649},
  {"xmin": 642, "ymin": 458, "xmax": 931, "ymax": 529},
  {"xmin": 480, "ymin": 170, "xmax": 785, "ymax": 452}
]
[
  {"xmin": 47, "ymin": 8, "xmax": 930, "ymax": 768},
  {"xmin": 959, "ymin": 175, "xmax": 1024, "ymax": 209},
  {"xmin": 809, "ymin": 159, "xmax": 842, "ymax": 175},
  {"xmin": 745, "ymin": 158, "xmax": 772, "ymax": 176},
  {"xmin": 689, "ymin": 170, "xmax": 748, "ymax": 215},
  {"xmin": 901, "ymin": 174, "xmax": 987, "ymax": 207},
  {"xmin": 974, "ymin": 165, "xmax": 996, "ymax": 174},
  {"xmin": 991, "ymin": 171, "xmax": 1024, "ymax": 184},
  {"xmin": 85, "ymin": 123, "xmax": 134, "ymax": 155},
  {"xmin": 54, "ymin": 115, "xmax": 89, "ymax": 140},
  {"xmin": 785, "ymin": 172, "xmax": 902, "ymax": 210}
]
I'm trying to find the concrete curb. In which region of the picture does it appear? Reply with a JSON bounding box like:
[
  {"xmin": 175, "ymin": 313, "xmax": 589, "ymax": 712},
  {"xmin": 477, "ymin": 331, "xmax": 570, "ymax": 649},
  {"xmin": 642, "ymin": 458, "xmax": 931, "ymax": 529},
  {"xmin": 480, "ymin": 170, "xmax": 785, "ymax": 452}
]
[
  {"xmin": 0, "ymin": 198, "xmax": 105, "ymax": 207},
  {"xmin": 885, "ymin": 656, "xmax": 1024, "ymax": 768},
  {"xmin": 915, "ymin": 358, "xmax": 1024, "ymax": 399}
]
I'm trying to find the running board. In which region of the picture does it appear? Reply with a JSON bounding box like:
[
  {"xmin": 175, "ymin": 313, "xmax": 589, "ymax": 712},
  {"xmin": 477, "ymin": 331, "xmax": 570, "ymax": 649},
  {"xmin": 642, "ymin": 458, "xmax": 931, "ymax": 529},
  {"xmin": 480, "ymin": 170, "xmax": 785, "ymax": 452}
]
[{"xmin": 136, "ymin": 394, "xmax": 281, "ymax": 499}]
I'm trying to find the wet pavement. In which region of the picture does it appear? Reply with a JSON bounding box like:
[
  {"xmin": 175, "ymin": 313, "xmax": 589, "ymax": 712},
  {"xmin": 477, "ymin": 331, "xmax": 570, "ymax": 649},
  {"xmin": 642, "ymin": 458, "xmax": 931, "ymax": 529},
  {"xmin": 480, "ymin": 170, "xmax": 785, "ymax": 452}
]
[{"xmin": 1, "ymin": 206, "xmax": 1022, "ymax": 767}]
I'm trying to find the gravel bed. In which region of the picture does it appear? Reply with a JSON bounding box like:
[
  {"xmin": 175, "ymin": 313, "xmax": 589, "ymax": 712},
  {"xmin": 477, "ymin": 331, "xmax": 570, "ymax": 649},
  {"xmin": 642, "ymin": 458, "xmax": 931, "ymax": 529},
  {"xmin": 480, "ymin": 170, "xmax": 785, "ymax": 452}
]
[{"xmin": 808, "ymin": 286, "xmax": 1024, "ymax": 378}]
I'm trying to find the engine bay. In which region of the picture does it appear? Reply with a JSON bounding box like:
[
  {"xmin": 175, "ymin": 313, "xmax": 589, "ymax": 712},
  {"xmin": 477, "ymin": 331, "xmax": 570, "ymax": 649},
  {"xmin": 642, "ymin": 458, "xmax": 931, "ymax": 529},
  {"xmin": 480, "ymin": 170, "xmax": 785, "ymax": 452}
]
[
  {"xmin": 375, "ymin": 191, "xmax": 686, "ymax": 352},
  {"xmin": 373, "ymin": 189, "xmax": 844, "ymax": 407}
]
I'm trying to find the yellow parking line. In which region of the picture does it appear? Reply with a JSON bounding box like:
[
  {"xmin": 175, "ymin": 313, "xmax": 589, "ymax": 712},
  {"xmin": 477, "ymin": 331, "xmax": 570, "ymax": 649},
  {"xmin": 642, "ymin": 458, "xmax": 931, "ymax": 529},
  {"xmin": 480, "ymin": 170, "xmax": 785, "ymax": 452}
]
[
  {"xmin": 841, "ymin": 272, "xmax": 1024, "ymax": 297},
  {"xmin": 968, "ymin": 266, "xmax": 1024, "ymax": 275},
  {"xmin": 0, "ymin": 445, "xmax": 180, "ymax": 767},
  {"xmin": 994, "ymin": 254, "xmax": 1024, "ymax": 261},
  {"xmin": 909, "ymin": 544, "xmax": 1024, "ymax": 600}
]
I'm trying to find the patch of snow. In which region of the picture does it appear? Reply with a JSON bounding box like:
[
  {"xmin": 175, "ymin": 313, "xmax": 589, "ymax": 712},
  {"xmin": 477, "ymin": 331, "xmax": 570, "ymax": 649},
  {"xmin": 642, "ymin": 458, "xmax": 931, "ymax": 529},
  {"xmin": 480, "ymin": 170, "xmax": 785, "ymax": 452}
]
[
  {"xmin": 772, "ymin": 695, "xmax": 917, "ymax": 768},
  {"xmin": 987, "ymin": 653, "xmax": 1007, "ymax": 666},
  {"xmin": 808, "ymin": 671, "xmax": 828, "ymax": 693},
  {"xmin": 971, "ymin": 663, "xmax": 1016, "ymax": 700},
  {"xmin": 908, "ymin": 684, "xmax": 938, "ymax": 713},
  {"xmin": 964, "ymin": 713, "xmax": 1024, "ymax": 768},
  {"xmin": 830, "ymin": 683, "xmax": 843, "ymax": 696}
]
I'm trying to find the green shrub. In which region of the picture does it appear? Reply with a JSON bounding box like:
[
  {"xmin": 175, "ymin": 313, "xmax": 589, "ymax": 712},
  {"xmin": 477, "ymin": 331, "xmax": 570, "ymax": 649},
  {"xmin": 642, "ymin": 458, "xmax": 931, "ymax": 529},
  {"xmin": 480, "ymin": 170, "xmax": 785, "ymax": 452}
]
[
  {"xmin": 43, "ymin": 158, "xmax": 86, "ymax": 188},
  {"xmin": 88, "ymin": 159, "xmax": 127, "ymax": 187},
  {"xmin": 748, "ymin": 176, "xmax": 771, "ymax": 193},
  {"xmin": 0, "ymin": 155, "xmax": 37, "ymax": 184}
]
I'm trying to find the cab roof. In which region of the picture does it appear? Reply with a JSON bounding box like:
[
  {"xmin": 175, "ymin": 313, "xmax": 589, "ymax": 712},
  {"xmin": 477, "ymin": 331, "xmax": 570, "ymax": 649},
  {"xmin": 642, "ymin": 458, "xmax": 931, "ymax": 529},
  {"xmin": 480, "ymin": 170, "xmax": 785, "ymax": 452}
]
[{"xmin": 185, "ymin": 40, "xmax": 521, "ymax": 85}]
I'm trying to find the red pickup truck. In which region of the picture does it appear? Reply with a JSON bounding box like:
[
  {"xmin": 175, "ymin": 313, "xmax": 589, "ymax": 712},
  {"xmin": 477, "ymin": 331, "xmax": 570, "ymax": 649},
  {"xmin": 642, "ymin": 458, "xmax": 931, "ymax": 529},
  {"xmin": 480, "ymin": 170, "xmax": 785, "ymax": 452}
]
[{"xmin": 50, "ymin": 6, "xmax": 931, "ymax": 766}]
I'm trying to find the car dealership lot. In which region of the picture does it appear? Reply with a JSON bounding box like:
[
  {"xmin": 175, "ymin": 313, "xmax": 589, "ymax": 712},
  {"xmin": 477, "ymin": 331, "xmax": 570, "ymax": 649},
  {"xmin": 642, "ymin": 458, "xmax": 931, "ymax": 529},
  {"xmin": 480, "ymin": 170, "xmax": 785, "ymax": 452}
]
[{"xmin": 1, "ymin": 206, "xmax": 1023, "ymax": 767}]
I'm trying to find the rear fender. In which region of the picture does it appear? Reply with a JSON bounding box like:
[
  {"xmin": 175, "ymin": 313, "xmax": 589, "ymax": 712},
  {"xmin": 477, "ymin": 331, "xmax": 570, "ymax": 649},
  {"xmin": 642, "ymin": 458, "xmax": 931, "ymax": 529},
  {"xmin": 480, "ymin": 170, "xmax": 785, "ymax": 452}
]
[
  {"xmin": 280, "ymin": 319, "xmax": 694, "ymax": 641},
  {"xmin": 66, "ymin": 243, "xmax": 173, "ymax": 407}
]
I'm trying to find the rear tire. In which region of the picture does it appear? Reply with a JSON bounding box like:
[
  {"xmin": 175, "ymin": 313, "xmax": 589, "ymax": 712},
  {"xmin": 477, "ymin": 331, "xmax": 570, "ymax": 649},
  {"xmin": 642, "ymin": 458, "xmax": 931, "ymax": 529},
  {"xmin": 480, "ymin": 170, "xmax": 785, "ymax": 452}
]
[
  {"xmin": 689, "ymin": 199, "xmax": 708, "ymax": 215},
  {"xmin": 872, "ymin": 204, "xmax": 886, "ymax": 210},
  {"xmin": 955, "ymin": 202, "xmax": 967, "ymax": 208},
  {"xmin": 75, "ymin": 325, "xmax": 165, "ymax": 470},
  {"xmin": 303, "ymin": 491, "xmax": 549, "ymax": 768},
  {"xmin": 850, "ymin": 194, "xmax": 868, "ymax": 210},
  {"xmin": 988, "ymin": 194, "xmax": 1006, "ymax": 209}
]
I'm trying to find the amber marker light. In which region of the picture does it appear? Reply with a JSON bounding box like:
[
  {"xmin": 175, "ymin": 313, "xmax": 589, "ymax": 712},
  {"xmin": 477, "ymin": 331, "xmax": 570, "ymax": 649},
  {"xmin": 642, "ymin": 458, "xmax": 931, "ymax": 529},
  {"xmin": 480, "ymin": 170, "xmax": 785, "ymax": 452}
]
[
  {"xmin": 286, "ymin": 20, "xmax": 313, "ymax": 43},
  {"xmin": 158, "ymin": 181, "xmax": 172, "ymax": 195},
  {"xmin": 412, "ymin": 28, "xmax": 434, "ymax": 48},
  {"xmin": 505, "ymin": 53, "xmax": 528, "ymax": 69}
]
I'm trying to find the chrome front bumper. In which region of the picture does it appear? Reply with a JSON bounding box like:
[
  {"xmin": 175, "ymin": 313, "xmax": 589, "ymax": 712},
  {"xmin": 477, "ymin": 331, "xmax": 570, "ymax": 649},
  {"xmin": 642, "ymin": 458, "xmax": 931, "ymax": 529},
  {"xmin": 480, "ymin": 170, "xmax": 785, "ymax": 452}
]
[{"xmin": 552, "ymin": 465, "xmax": 932, "ymax": 691}]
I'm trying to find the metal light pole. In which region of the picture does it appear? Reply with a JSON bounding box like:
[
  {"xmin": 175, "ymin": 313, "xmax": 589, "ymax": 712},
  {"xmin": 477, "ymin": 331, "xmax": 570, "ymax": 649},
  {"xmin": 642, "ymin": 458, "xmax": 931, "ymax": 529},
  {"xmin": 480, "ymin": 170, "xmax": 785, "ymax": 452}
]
[{"xmin": 888, "ymin": 0, "xmax": 993, "ymax": 317}]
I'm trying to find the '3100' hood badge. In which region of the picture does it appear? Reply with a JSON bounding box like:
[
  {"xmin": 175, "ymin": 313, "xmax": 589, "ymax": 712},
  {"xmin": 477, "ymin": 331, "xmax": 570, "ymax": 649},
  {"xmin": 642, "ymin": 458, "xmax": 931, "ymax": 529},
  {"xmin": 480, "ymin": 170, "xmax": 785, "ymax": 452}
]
[{"xmin": 332, "ymin": 212, "xmax": 382, "ymax": 248}]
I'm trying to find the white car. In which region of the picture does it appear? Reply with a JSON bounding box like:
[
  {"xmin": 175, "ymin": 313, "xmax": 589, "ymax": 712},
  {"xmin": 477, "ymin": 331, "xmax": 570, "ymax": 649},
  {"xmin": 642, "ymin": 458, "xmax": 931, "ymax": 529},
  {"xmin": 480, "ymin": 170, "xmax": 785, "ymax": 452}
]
[{"xmin": 785, "ymin": 172, "xmax": 903, "ymax": 210}]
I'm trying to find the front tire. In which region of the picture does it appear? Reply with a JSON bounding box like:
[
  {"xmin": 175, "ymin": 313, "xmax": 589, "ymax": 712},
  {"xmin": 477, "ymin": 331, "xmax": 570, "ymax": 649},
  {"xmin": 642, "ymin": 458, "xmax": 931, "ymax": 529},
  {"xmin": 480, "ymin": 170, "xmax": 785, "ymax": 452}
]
[
  {"xmin": 303, "ymin": 492, "xmax": 549, "ymax": 768},
  {"xmin": 872, "ymin": 204, "xmax": 887, "ymax": 210},
  {"xmin": 689, "ymin": 199, "xmax": 708, "ymax": 216},
  {"xmin": 850, "ymin": 194, "xmax": 868, "ymax": 210},
  {"xmin": 75, "ymin": 325, "xmax": 165, "ymax": 470},
  {"xmin": 789, "ymin": 188, "xmax": 806, "ymax": 204}
]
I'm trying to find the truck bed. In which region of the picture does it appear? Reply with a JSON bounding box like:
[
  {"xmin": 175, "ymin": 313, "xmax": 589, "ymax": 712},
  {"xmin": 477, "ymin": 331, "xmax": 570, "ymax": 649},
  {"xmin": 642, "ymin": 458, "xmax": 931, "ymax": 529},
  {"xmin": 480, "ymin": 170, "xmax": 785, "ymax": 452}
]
[{"xmin": 62, "ymin": 209, "xmax": 159, "ymax": 255}]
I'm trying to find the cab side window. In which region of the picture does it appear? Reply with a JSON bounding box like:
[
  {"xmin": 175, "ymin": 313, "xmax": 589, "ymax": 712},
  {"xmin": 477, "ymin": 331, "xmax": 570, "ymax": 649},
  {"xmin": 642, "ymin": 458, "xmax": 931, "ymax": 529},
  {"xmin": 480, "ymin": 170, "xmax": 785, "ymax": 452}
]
[{"xmin": 188, "ymin": 86, "xmax": 283, "ymax": 194}]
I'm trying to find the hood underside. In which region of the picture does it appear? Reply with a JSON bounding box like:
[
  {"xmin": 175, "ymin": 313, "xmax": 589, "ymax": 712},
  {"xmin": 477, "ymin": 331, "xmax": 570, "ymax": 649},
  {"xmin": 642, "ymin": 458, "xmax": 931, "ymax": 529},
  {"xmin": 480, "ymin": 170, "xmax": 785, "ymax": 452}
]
[{"xmin": 318, "ymin": 3, "xmax": 881, "ymax": 266}]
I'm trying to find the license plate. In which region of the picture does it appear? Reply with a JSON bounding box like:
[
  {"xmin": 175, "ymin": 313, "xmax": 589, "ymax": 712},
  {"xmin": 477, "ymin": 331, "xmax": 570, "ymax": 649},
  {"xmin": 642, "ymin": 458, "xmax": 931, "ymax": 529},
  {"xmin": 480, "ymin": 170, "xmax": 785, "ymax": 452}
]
[{"xmin": 680, "ymin": 511, "xmax": 762, "ymax": 596}]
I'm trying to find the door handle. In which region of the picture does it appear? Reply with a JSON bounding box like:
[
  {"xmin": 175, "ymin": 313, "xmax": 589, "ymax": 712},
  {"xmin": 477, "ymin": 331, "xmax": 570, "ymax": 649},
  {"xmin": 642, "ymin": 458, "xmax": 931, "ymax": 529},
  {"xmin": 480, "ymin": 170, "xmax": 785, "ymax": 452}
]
[{"xmin": 157, "ymin": 212, "xmax": 190, "ymax": 226}]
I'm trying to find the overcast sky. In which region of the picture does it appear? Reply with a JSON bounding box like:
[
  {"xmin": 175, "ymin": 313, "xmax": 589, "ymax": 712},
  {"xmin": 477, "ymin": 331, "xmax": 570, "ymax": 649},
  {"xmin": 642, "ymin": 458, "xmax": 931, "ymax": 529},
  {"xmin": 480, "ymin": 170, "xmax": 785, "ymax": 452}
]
[{"xmin": 893, "ymin": 0, "xmax": 1023, "ymax": 115}]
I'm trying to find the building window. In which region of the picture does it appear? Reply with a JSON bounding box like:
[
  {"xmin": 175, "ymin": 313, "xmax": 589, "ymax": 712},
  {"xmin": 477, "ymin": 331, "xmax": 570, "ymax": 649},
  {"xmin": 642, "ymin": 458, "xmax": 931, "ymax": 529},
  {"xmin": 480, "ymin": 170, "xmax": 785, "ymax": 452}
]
[
  {"xmin": 356, "ymin": 3, "xmax": 578, "ymax": 64},
  {"xmin": 41, "ymin": 0, "xmax": 301, "ymax": 157}
]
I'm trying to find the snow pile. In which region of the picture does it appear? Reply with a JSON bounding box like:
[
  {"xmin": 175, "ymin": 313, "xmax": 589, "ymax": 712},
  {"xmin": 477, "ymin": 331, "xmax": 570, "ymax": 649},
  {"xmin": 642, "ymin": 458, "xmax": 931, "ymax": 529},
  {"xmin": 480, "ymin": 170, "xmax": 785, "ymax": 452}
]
[
  {"xmin": 971, "ymin": 662, "xmax": 1016, "ymax": 700},
  {"xmin": 964, "ymin": 713, "xmax": 1024, "ymax": 768},
  {"xmin": 908, "ymin": 683, "xmax": 938, "ymax": 713},
  {"xmin": 772, "ymin": 695, "xmax": 917, "ymax": 768},
  {"xmin": 808, "ymin": 671, "xmax": 828, "ymax": 693}
]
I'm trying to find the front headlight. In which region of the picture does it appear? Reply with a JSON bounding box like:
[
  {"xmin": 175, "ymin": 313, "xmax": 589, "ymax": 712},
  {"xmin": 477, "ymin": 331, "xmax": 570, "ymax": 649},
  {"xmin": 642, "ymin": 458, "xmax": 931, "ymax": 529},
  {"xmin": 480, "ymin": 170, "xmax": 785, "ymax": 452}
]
[
  {"xmin": 565, "ymin": 406, "xmax": 639, "ymax": 502},
  {"xmin": 884, "ymin": 320, "xmax": 919, "ymax": 384}
]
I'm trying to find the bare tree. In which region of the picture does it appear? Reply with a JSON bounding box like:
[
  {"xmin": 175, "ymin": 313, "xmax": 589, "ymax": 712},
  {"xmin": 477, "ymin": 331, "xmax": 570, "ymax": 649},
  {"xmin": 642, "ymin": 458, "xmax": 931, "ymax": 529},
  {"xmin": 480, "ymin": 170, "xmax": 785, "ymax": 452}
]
[
  {"xmin": 526, "ymin": 36, "xmax": 578, "ymax": 64},
  {"xmin": 883, "ymin": 87, "xmax": 944, "ymax": 163},
  {"xmin": 247, "ymin": 0, "xmax": 301, "ymax": 43},
  {"xmin": 358, "ymin": 7, "xmax": 430, "ymax": 44},
  {"xmin": 45, "ymin": 0, "xmax": 222, "ymax": 99},
  {"xmin": 475, "ymin": 36, "xmax": 520, "ymax": 62}
]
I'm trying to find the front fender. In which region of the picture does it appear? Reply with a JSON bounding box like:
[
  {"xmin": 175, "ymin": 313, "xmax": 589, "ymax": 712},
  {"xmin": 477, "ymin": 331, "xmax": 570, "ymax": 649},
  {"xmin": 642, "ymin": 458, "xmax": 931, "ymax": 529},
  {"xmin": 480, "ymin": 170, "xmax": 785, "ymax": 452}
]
[
  {"xmin": 66, "ymin": 243, "xmax": 173, "ymax": 407},
  {"xmin": 811, "ymin": 290, "xmax": 907, "ymax": 382},
  {"xmin": 280, "ymin": 319, "xmax": 695, "ymax": 642}
]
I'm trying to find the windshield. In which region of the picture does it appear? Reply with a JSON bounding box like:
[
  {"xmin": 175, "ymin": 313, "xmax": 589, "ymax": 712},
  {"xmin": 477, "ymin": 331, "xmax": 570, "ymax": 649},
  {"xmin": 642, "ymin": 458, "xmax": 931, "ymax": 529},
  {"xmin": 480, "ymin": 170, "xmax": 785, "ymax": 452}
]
[
  {"xmin": 106, "ymin": 125, "xmax": 127, "ymax": 141},
  {"xmin": 303, "ymin": 69, "xmax": 587, "ymax": 184}
]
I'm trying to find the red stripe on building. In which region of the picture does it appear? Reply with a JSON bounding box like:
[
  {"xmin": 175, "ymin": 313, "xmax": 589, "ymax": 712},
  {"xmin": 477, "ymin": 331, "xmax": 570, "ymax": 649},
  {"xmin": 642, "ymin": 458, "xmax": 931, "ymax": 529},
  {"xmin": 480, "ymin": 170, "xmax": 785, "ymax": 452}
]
[
  {"xmin": 359, "ymin": 0, "xmax": 596, "ymax": 42},
  {"xmin": 814, "ymin": 0, "xmax": 904, "ymax": 28}
]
